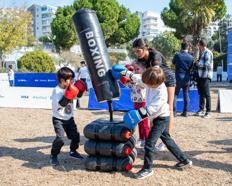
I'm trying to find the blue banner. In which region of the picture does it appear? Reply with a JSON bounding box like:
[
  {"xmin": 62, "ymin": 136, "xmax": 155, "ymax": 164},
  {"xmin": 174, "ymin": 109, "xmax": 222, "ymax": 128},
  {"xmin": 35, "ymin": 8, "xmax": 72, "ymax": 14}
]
[
  {"xmin": 228, "ymin": 31, "xmax": 232, "ymax": 81},
  {"xmin": 14, "ymin": 73, "xmax": 58, "ymax": 87},
  {"xmin": 88, "ymin": 88, "xmax": 199, "ymax": 112}
]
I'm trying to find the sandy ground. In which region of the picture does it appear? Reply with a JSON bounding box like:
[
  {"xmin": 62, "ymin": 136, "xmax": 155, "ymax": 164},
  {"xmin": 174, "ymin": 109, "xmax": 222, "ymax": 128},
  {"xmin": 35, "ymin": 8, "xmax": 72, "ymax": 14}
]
[{"xmin": 0, "ymin": 87, "xmax": 231, "ymax": 186}]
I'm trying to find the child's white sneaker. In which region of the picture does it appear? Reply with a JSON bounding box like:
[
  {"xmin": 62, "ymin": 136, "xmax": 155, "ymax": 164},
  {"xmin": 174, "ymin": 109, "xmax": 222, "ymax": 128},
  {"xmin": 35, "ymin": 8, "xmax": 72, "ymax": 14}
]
[
  {"xmin": 136, "ymin": 139, "xmax": 145, "ymax": 148},
  {"xmin": 155, "ymin": 142, "xmax": 166, "ymax": 151}
]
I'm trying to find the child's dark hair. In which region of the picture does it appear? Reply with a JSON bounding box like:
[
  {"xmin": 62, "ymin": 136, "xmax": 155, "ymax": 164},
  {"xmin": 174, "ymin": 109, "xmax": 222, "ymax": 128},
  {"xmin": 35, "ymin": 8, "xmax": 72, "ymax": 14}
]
[
  {"xmin": 57, "ymin": 67, "xmax": 75, "ymax": 83},
  {"xmin": 142, "ymin": 66, "xmax": 165, "ymax": 86}
]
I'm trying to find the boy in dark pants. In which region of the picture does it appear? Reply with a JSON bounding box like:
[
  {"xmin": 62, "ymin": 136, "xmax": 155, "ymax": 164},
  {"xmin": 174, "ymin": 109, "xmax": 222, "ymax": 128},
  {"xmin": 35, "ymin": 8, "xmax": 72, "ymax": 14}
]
[
  {"xmin": 50, "ymin": 67, "xmax": 86, "ymax": 166},
  {"xmin": 112, "ymin": 65, "xmax": 192, "ymax": 179}
]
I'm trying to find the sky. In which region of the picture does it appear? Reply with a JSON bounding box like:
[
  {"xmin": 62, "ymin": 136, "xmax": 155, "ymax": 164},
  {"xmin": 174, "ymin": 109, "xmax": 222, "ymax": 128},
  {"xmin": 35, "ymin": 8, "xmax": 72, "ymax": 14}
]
[{"xmin": 0, "ymin": 0, "xmax": 231, "ymax": 14}]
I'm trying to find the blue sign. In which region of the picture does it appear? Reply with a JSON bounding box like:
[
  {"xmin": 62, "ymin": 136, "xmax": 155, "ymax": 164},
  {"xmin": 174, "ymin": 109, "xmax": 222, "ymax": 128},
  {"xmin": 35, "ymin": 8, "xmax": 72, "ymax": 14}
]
[
  {"xmin": 227, "ymin": 31, "xmax": 232, "ymax": 81},
  {"xmin": 88, "ymin": 88, "xmax": 199, "ymax": 112},
  {"xmin": 14, "ymin": 73, "xmax": 58, "ymax": 87}
]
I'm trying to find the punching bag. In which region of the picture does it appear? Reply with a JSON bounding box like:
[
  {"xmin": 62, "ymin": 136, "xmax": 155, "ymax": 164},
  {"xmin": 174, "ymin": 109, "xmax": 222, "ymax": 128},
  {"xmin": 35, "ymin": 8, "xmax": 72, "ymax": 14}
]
[
  {"xmin": 83, "ymin": 119, "xmax": 132, "ymax": 142},
  {"xmin": 72, "ymin": 9, "xmax": 120, "ymax": 102},
  {"xmin": 85, "ymin": 156, "xmax": 134, "ymax": 172},
  {"xmin": 84, "ymin": 135, "xmax": 136, "ymax": 158}
]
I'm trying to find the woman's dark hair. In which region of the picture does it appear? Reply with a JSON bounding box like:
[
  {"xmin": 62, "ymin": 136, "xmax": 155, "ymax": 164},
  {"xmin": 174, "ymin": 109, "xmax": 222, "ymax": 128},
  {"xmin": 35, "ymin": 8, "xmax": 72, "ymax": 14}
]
[
  {"xmin": 57, "ymin": 67, "xmax": 75, "ymax": 83},
  {"xmin": 132, "ymin": 38, "xmax": 148, "ymax": 49}
]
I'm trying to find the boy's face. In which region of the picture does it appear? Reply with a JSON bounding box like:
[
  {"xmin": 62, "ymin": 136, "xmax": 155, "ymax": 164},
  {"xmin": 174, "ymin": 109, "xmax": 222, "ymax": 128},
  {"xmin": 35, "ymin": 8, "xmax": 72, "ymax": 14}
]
[{"xmin": 59, "ymin": 78, "xmax": 72, "ymax": 89}]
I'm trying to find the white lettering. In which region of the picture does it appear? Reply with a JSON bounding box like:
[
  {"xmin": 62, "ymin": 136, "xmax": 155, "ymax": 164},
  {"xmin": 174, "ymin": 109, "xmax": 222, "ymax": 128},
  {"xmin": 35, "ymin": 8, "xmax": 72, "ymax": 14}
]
[
  {"xmin": 85, "ymin": 30, "xmax": 106, "ymax": 78},
  {"xmin": 88, "ymin": 39, "xmax": 96, "ymax": 47},
  {"xmin": 85, "ymin": 31, "xmax": 94, "ymax": 39},
  {"xmin": 98, "ymin": 69, "xmax": 106, "ymax": 77}
]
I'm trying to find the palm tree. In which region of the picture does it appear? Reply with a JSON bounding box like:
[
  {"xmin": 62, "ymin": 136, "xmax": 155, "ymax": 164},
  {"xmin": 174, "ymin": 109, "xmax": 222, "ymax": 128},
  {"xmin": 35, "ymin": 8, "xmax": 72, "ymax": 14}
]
[{"xmin": 180, "ymin": 0, "xmax": 216, "ymax": 45}]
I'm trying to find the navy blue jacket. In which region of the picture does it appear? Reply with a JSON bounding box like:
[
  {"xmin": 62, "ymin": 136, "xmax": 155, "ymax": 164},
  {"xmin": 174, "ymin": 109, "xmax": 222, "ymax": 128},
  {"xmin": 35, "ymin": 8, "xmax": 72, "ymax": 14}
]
[{"xmin": 172, "ymin": 51, "xmax": 193, "ymax": 82}]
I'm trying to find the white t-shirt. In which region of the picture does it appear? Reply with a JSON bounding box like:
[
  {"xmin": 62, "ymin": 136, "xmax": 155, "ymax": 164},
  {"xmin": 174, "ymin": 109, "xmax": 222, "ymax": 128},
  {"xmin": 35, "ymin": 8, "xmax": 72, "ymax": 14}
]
[
  {"xmin": 127, "ymin": 79, "xmax": 146, "ymax": 103},
  {"xmin": 125, "ymin": 71, "xmax": 170, "ymax": 120},
  {"xmin": 79, "ymin": 66, "xmax": 89, "ymax": 79},
  {"xmin": 52, "ymin": 85, "xmax": 74, "ymax": 120},
  {"xmin": 8, "ymin": 69, "xmax": 14, "ymax": 80}
]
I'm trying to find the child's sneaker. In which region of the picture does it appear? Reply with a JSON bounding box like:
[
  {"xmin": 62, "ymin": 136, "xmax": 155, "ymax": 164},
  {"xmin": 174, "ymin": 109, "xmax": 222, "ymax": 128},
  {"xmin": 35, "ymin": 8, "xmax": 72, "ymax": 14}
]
[
  {"xmin": 136, "ymin": 139, "xmax": 145, "ymax": 148},
  {"xmin": 49, "ymin": 155, "xmax": 59, "ymax": 166},
  {"xmin": 69, "ymin": 151, "xmax": 84, "ymax": 160},
  {"xmin": 134, "ymin": 168, "xmax": 153, "ymax": 179},
  {"xmin": 175, "ymin": 159, "xmax": 192, "ymax": 169},
  {"xmin": 155, "ymin": 142, "xmax": 166, "ymax": 151}
]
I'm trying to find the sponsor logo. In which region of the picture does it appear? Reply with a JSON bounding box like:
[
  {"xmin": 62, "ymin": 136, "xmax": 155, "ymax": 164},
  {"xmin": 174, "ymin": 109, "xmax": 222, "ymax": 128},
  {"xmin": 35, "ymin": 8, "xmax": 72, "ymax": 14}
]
[
  {"xmin": 32, "ymin": 96, "xmax": 48, "ymax": 100},
  {"xmin": 18, "ymin": 79, "xmax": 27, "ymax": 82},
  {"xmin": 21, "ymin": 95, "xmax": 29, "ymax": 99}
]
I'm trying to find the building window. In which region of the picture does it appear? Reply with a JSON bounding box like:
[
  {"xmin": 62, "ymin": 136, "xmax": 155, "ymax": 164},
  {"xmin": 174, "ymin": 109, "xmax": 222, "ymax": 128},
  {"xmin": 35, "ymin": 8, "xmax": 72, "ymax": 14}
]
[{"xmin": 41, "ymin": 7, "xmax": 47, "ymax": 11}]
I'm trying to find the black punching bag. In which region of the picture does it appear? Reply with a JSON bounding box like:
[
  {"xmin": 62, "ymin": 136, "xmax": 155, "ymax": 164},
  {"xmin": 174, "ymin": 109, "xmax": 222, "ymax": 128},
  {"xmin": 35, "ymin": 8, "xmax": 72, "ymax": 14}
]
[
  {"xmin": 84, "ymin": 135, "xmax": 136, "ymax": 158},
  {"xmin": 83, "ymin": 119, "xmax": 132, "ymax": 142},
  {"xmin": 85, "ymin": 156, "xmax": 134, "ymax": 172},
  {"xmin": 72, "ymin": 9, "xmax": 120, "ymax": 102}
]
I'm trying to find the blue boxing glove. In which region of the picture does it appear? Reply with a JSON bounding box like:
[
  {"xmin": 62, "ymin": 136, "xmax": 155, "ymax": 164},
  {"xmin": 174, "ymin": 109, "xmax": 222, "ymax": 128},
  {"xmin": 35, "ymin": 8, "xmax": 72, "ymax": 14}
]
[
  {"xmin": 111, "ymin": 64, "xmax": 127, "ymax": 80},
  {"xmin": 123, "ymin": 108, "xmax": 149, "ymax": 130}
]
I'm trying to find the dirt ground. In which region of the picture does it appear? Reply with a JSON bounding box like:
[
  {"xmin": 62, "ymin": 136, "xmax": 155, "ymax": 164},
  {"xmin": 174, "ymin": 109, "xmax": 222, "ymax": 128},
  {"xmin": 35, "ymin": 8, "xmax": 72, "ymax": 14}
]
[{"xmin": 0, "ymin": 87, "xmax": 231, "ymax": 186}]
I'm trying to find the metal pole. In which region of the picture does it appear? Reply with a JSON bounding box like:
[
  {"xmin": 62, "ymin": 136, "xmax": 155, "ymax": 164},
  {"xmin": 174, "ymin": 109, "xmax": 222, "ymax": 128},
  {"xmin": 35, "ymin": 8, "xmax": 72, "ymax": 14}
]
[{"xmin": 107, "ymin": 100, "xmax": 113, "ymax": 122}]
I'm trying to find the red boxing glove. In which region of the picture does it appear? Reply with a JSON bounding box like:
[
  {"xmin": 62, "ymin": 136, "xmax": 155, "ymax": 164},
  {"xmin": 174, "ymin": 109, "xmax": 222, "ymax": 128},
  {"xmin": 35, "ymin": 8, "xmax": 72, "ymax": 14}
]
[
  {"xmin": 64, "ymin": 84, "xmax": 79, "ymax": 99},
  {"xmin": 74, "ymin": 80, "xmax": 86, "ymax": 98},
  {"xmin": 59, "ymin": 84, "xmax": 79, "ymax": 107},
  {"xmin": 120, "ymin": 76, "xmax": 130, "ymax": 85},
  {"xmin": 125, "ymin": 64, "xmax": 134, "ymax": 72}
]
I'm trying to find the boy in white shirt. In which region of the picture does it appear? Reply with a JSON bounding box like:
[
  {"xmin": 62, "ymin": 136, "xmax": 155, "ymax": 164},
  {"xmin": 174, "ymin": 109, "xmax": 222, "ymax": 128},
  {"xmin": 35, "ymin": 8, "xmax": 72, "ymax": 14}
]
[
  {"xmin": 50, "ymin": 67, "xmax": 86, "ymax": 166},
  {"xmin": 112, "ymin": 65, "xmax": 192, "ymax": 179}
]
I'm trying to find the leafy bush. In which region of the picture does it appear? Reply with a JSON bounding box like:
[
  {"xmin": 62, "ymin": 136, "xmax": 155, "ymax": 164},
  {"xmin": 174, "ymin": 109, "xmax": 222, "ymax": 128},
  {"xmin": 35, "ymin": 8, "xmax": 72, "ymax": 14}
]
[{"xmin": 18, "ymin": 50, "xmax": 55, "ymax": 72}]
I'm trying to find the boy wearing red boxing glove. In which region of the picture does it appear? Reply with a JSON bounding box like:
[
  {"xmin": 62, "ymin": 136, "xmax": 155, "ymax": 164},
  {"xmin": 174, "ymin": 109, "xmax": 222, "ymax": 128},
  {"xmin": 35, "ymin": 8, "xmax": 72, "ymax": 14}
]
[{"xmin": 50, "ymin": 67, "xmax": 86, "ymax": 166}]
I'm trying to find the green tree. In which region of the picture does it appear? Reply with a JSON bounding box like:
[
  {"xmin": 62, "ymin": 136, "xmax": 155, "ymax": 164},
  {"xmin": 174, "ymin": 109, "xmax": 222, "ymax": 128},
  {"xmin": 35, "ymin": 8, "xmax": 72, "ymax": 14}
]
[
  {"xmin": 18, "ymin": 50, "xmax": 55, "ymax": 72},
  {"xmin": 51, "ymin": 6, "xmax": 76, "ymax": 52},
  {"xmin": 0, "ymin": 9, "xmax": 33, "ymax": 66},
  {"xmin": 161, "ymin": 0, "xmax": 226, "ymax": 44},
  {"xmin": 151, "ymin": 32, "xmax": 181, "ymax": 60},
  {"xmin": 108, "ymin": 5, "xmax": 140, "ymax": 46},
  {"xmin": 52, "ymin": 0, "xmax": 140, "ymax": 50}
]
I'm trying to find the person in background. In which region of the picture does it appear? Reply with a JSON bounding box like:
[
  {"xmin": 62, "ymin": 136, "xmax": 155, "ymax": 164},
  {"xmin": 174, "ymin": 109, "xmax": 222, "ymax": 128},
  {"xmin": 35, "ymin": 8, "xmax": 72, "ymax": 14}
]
[
  {"xmin": 195, "ymin": 39, "xmax": 213, "ymax": 119},
  {"xmin": 78, "ymin": 61, "xmax": 89, "ymax": 93},
  {"xmin": 216, "ymin": 65, "xmax": 223, "ymax": 82},
  {"xmin": 8, "ymin": 65, "xmax": 14, "ymax": 86},
  {"xmin": 172, "ymin": 43, "xmax": 193, "ymax": 117}
]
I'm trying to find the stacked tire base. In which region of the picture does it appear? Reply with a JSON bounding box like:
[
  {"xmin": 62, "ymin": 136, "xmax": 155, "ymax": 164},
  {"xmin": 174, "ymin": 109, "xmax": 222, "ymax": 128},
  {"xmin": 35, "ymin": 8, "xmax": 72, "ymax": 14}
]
[{"xmin": 84, "ymin": 119, "xmax": 137, "ymax": 171}]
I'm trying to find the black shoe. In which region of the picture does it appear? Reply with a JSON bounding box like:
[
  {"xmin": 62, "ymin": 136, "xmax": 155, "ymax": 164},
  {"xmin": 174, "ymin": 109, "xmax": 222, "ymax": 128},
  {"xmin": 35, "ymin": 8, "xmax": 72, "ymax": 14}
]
[
  {"xmin": 175, "ymin": 159, "xmax": 192, "ymax": 169},
  {"xmin": 49, "ymin": 155, "xmax": 59, "ymax": 166},
  {"xmin": 180, "ymin": 112, "xmax": 188, "ymax": 117},
  {"xmin": 69, "ymin": 151, "xmax": 84, "ymax": 160},
  {"xmin": 134, "ymin": 168, "xmax": 153, "ymax": 179}
]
